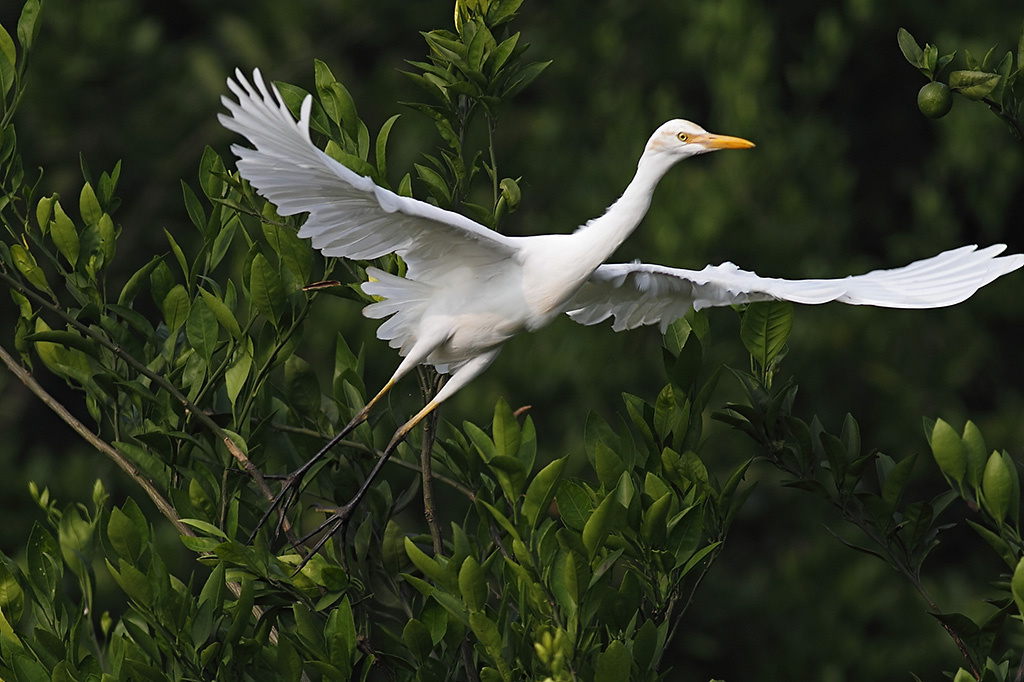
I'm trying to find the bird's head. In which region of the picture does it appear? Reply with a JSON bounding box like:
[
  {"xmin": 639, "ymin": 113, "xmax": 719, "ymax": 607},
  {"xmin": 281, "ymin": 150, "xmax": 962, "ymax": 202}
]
[{"xmin": 644, "ymin": 119, "xmax": 755, "ymax": 159}]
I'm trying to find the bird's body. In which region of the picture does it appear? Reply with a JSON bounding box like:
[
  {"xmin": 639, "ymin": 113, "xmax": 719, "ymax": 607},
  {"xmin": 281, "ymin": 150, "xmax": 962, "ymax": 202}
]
[{"xmin": 219, "ymin": 68, "xmax": 1023, "ymax": 551}]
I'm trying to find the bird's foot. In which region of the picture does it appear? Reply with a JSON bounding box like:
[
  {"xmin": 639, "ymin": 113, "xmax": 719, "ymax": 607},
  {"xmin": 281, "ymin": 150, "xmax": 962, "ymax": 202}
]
[
  {"xmin": 247, "ymin": 465, "xmax": 314, "ymax": 544},
  {"xmin": 291, "ymin": 502, "xmax": 358, "ymax": 573}
]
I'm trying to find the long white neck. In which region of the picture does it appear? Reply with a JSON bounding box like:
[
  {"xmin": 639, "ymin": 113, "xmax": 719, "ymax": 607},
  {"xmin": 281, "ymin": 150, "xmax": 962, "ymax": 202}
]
[{"xmin": 573, "ymin": 149, "xmax": 679, "ymax": 268}]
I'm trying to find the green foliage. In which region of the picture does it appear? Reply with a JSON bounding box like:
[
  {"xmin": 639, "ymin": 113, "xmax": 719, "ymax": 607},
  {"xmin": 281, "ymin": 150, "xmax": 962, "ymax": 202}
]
[
  {"xmin": 899, "ymin": 25, "xmax": 1024, "ymax": 140},
  {"xmin": 0, "ymin": 1, "xmax": 750, "ymax": 679},
  {"xmin": 720, "ymin": 301, "xmax": 1024, "ymax": 682},
  {"xmin": 1, "ymin": 1, "xmax": 1022, "ymax": 681}
]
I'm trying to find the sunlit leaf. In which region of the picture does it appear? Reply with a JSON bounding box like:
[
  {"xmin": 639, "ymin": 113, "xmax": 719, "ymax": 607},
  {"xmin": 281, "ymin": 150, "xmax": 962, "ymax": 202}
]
[
  {"xmin": 897, "ymin": 28, "xmax": 925, "ymax": 69},
  {"xmin": 949, "ymin": 70, "xmax": 1001, "ymax": 100},
  {"xmin": 522, "ymin": 456, "xmax": 566, "ymax": 528},
  {"xmin": 740, "ymin": 300, "xmax": 793, "ymax": 370}
]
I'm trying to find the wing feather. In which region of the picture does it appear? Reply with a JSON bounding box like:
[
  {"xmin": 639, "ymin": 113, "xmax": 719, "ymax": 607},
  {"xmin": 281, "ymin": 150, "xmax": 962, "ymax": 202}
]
[
  {"xmin": 565, "ymin": 245, "xmax": 1024, "ymax": 332},
  {"xmin": 218, "ymin": 69, "xmax": 518, "ymax": 280}
]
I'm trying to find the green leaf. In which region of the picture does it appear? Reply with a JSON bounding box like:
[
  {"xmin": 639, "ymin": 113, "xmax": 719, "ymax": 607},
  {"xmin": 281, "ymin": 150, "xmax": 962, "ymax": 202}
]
[
  {"xmin": 404, "ymin": 537, "xmax": 453, "ymax": 589},
  {"xmin": 315, "ymin": 59, "xmax": 360, "ymax": 139},
  {"xmin": 179, "ymin": 518, "xmax": 229, "ymax": 539},
  {"xmin": 198, "ymin": 560, "xmax": 226, "ymax": 608},
  {"xmin": 897, "ymin": 28, "xmax": 925, "ymax": 69},
  {"xmin": 740, "ymin": 301, "xmax": 793, "ymax": 369},
  {"xmin": 583, "ymin": 492, "xmax": 621, "ymax": 558},
  {"xmin": 403, "ymin": 619, "xmax": 433, "ymax": 662},
  {"xmin": 469, "ymin": 611, "xmax": 507, "ymax": 670},
  {"xmin": 499, "ymin": 177, "xmax": 520, "ymax": 212},
  {"xmin": 981, "ymin": 451, "xmax": 1013, "ymax": 523},
  {"xmin": 327, "ymin": 597, "xmax": 357, "ymax": 674},
  {"xmin": 50, "ymin": 201, "xmax": 80, "ymax": 268},
  {"xmin": 375, "ymin": 114, "xmax": 401, "ymax": 179},
  {"xmin": 949, "ymin": 70, "xmax": 1001, "ymax": 100},
  {"xmin": 523, "ymin": 456, "xmax": 566, "ymax": 528},
  {"xmin": 1012, "ymin": 557, "xmax": 1024, "ymax": 618},
  {"xmin": 662, "ymin": 316, "xmax": 693, "ymax": 356},
  {"xmin": 882, "ymin": 453, "xmax": 917, "ymax": 511},
  {"xmin": 477, "ymin": 499, "xmax": 522, "ymax": 543},
  {"xmin": 26, "ymin": 523, "xmax": 60, "ymax": 607},
  {"xmin": 679, "ymin": 541, "xmax": 721, "ymax": 578},
  {"xmin": 182, "ymin": 180, "xmax": 207, "ymax": 233},
  {"xmin": 0, "ymin": 559, "xmax": 24, "ymax": 623},
  {"xmin": 962, "ymin": 420, "xmax": 988, "ymax": 491},
  {"xmin": 118, "ymin": 256, "xmax": 162, "ymax": 306},
  {"xmin": 488, "ymin": 0, "xmax": 524, "ymax": 27},
  {"xmin": 594, "ymin": 441, "xmax": 626, "ymax": 490},
  {"xmin": 414, "ymin": 163, "xmax": 453, "ymax": 205},
  {"xmin": 164, "ymin": 228, "xmax": 190, "ymax": 282},
  {"xmin": 262, "ymin": 221, "xmax": 312, "ymax": 285},
  {"xmin": 24, "ymin": 329, "xmax": 98, "ymax": 358},
  {"xmin": 98, "ymin": 213, "xmax": 117, "ymax": 264},
  {"xmin": 198, "ymin": 287, "xmax": 242, "ymax": 340},
  {"xmin": 80, "ymin": 182, "xmax": 102, "ymax": 226},
  {"xmin": 186, "ymin": 296, "xmax": 219, "ymax": 362},
  {"xmin": 34, "ymin": 194, "xmax": 56, "ymax": 232},
  {"xmin": 110, "ymin": 560, "xmax": 154, "ymax": 607},
  {"xmin": 504, "ymin": 60, "xmax": 551, "ymax": 98},
  {"xmin": 966, "ymin": 519, "xmax": 1016, "ymax": 567},
  {"xmin": 224, "ymin": 576, "xmax": 253, "ymax": 644},
  {"xmin": 928, "ymin": 418, "xmax": 965, "ymax": 486},
  {"xmin": 225, "ymin": 340, "xmax": 253, "ymax": 406},
  {"xmin": 12, "ymin": 654, "xmax": 49, "ymax": 682},
  {"xmin": 17, "ymin": 0, "xmax": 41, "ymax": 51},
  {"xmin": 556, "ymin": 479, "xmax": 592, "ymax": 531},
  {"xmin": 209, "ymin": 213, "xmax": 238, "ymax": 271},
  {"xmin": 464, "ymin": 420, "xmax": 496, "ymax": 463},
  {"xmin": 162, "ymin": 284, "xmax": 190, "ymax": 333},
  {"xmin": 642, "ymin": 492, "xmax": 673, "ymax": 545},
  {"xmin": 489, "ymin": 455, "xmax": 526, "ymax": 504},
  {"xmin": 492, "ymin": 396, "xmax": 520, "ymax": 457},
  {"xmin": 199, "ymin": 145, "xmax": 226, "ymax": 199},
  {"xmin": 11, "ymin": 243, "xmax": 51, "ymax": 292},
  {"xmin": 632, "ymin": 618, "xmax": 665, "ymax": 669},
  {"xmin": 459, "ymin": 556, "xmax": 487, "ymax": 612},
  {"xmin": 108, "ymin": 506, "xmax": 143, "ymax": 562},
  {"xmin": 0, "ymin": 56, "xmax": 12, "ymax": 102},
  {"xmin": 0, "ymin": 22, "xmax": 14, "ymax": 69},
  {"xmin": 249, "ymin": 252, "xmax": 286, "ymax": 326},
  {"xmin": 595, "ymin": 640, "xmax": 632, "ymax": 682}
]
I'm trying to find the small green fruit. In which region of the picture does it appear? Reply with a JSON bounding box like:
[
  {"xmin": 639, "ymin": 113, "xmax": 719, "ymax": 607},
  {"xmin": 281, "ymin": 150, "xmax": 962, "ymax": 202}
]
[{"xmin": 918, "ymin": 81, "xmax": 953, "ymax": 119}]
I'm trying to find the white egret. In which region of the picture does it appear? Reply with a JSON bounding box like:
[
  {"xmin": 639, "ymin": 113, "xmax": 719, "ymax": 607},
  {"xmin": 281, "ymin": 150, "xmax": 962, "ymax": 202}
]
[{"xmin": 220, "ymin": 68, "xmax": 1023, "ymax": 549}]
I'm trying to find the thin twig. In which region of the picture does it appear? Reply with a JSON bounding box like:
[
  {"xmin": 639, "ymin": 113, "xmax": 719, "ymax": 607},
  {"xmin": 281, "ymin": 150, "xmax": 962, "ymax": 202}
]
[
  {"xmin": 0, "ymin": 343, "xmax": 191, "ymax": 537},
  {"xmin": 418, "ymin": 367, "xmax": 445, "ymax": 555},
  {"xmin": 0, "ymin": 269, "xmax": 274, "ymax": 498},
  {"xmin": 0, "ymin": 343, "xmax": 307, "ymax": 680}
]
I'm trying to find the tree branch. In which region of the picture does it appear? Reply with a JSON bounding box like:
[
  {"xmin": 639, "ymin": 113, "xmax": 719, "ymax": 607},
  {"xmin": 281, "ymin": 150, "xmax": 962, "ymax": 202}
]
[
  {"xmin": 0, "ymin": 342, "xmax": 192, "ymax": 538},
  {"xmin": 0, "ymin": 269, "xmax": 274, "ymax": 499}
]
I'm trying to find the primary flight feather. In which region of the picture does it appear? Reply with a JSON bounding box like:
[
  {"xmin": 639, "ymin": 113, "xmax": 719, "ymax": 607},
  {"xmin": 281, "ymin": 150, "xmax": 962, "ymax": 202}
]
[{"xmin": 219, "ymin": 68, "xmax": 1022, "ymax": 546}]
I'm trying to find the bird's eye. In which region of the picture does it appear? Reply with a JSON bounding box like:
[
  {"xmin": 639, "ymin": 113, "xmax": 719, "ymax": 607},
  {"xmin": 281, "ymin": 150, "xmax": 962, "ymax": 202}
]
[{"xmin": 677, "ymin": 132, "xmax": 689, "ymax": 142}]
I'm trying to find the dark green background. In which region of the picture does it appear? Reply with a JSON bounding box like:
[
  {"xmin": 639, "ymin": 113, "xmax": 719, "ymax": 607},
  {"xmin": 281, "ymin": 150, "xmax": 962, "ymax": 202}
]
[{"xmin": 2, "ymin": 1, "xmax": 1022, "ymax": 679}]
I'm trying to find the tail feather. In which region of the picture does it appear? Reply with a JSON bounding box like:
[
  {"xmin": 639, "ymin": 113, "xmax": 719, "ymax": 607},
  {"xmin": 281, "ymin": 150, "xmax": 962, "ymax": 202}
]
[{"xmin": 361, "ymin": 267, "xmax": 432, "ymax": 355}]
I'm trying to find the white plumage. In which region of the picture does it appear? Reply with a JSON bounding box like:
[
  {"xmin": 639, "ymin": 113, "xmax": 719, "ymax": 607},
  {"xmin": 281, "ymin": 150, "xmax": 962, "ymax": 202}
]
[
  {"xmin": 566, "ymin": 244, "xmax": 1022, "ymax": 332},
  {"xmin": 220, "ymin": 68, "xmax": 1022, "ymax": 539}
]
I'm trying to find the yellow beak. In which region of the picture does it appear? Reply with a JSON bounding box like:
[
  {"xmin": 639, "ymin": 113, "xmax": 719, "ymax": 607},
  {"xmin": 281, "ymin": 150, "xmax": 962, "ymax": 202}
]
[{"xmin": 701, "ymin": 133, "xmax": 756, "ymax": 150}]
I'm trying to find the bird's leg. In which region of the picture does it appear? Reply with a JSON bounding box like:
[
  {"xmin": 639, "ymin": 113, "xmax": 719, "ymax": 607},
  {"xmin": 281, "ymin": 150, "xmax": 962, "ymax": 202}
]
[
  {"xmin": 249, "ymin": 376, "xmax": 398, "ymax": 543},
  {"xmin": 294, "ymin": 398, "xmax": 443, "ymax": 570},
  {"xmin": 295, "ymin": 348, "xmax": 502, "ymax": 568}
]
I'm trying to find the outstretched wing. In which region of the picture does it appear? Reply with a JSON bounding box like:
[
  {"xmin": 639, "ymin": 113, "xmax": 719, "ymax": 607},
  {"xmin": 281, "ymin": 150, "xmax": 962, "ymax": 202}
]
[
  {"xmin": 565, "ymin": 245, "xmax": 1024, "ymax": 332},
  {"xmin": 219, "ymin": 68, "xmax": 518, "ymax": 281}
]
